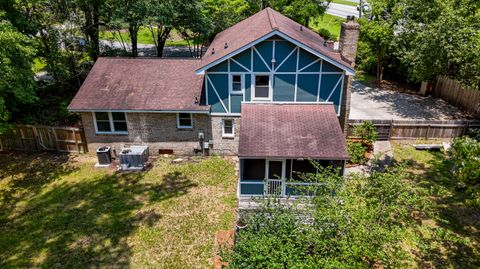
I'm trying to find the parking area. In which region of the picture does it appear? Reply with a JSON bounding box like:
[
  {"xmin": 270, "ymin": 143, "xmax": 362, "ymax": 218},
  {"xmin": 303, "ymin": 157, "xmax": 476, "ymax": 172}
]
[{"xmin": 350, "ymin": 81, "xmax": 469, "ymax": 120}]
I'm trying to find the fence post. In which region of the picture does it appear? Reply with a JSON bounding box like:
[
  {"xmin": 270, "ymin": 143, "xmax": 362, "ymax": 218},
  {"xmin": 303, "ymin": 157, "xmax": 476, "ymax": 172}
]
[
  {"xmin": 73, "ymin": 129, "xmax": 79, "ymax": 153},
  {"xmin": 51, "ymin": 127, "xmax": 60, "ymax": 151},
  {"xmin": 31, "ymin": 126, "xmax": 40, "ymax": 152}
]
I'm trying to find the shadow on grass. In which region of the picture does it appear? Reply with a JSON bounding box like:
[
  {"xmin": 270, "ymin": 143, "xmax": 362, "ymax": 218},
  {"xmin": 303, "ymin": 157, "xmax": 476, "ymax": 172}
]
[
  {"xmin": 395, "ymin": 151, "xmax": 480, "ymax": 268},
  {"xmin": 0, "ymin": 152, "xmax": 197, "ymax": 268}
]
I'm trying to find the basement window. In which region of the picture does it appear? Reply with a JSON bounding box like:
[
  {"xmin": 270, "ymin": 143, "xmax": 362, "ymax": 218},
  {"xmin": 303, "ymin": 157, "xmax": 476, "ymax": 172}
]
[
  {"xmin": 222, "ymin": 119, "xmax": 234, "ymax": 138},
  {"xmin": 94, "ymin": 112, "xmax": 128, "ymax": 134},
  {"xmin": 177, "ymin": 113, "xmax": 193, "ymax": 128}
]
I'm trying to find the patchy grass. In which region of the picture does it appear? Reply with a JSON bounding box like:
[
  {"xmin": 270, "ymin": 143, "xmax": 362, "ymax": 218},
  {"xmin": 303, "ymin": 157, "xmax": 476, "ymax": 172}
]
[
  {"xmin": 309, "ymin": 14, "xmax": 345, "ymax": 40},
  {"xmin": 392, "ymin": 142, "xmax": 480, "ymax": 268},
  {"xmin": 331, "ymin": 0, "xmax": 358, "ymax": 7},
  {"xmin": 0, "ymin": 153, "xmax": 237, "ymax": 268},
  {"xmin": 99, "ymin": 27, "xmax": 190, "ymax": 46}
]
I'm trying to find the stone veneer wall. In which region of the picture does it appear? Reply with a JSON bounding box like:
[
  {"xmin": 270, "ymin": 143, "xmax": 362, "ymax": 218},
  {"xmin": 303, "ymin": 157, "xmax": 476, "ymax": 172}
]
[
  {"xmin": 209, "ymin": 116, "xmax": 240, "ymax": 155},
  {"xmin": 81, "ymin": 112, "xmax": 240, "ymax": 156}
]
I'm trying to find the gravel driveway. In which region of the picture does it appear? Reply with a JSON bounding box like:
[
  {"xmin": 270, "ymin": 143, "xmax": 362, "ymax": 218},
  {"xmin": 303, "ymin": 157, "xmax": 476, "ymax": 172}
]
[{"xmin": 349, "ymin": 81, "xmax": 469, "ymax": 120}]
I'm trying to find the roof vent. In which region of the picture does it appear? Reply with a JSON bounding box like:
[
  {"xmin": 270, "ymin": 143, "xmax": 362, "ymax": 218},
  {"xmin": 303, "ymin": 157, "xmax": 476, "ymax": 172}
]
[
  {"xmin": 300, "ymin": 26, "xmax": 303, "ymax": 31},
  {"xmin": 224, "ymin": 43, "xmax": 228, "ymax": 49},
  {"xmin": 194, "ymin": 97, "xmax": 199, "ymax": 104},
  {"xmin": 211, "ymin": 48, "xmax": 215, "ymax": 54}
]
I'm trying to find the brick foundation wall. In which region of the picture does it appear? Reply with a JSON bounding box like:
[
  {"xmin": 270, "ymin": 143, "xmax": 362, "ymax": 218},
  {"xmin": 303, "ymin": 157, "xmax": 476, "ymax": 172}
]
[
  {"xmin": 81, "ymin": 112, "xmax": 241, "ymax": 156},
  {"xmin": 81, "ymin": 112, "xmax": 212, "ymax": 155}
]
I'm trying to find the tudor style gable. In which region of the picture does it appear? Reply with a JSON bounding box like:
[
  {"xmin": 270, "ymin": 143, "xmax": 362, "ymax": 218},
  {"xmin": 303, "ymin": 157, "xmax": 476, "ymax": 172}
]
[{"xmin": 204, "ymin": 37, "xmax": 346, "ymax": 115}]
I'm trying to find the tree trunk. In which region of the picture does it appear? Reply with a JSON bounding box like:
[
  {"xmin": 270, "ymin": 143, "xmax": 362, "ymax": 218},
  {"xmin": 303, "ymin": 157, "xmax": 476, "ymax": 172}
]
[
  {"xmin": 82, "ymin": 2, "xmax": 100, "ymax": 61},
  {"xmin": 156, "ymin": 26, "xmax": 172, "ymax": 57},
  {"xmin": 376, "ymin": 50, "xmax": 384, "ymax": 83},
  {"xmin": 129, "ymin": 26, "xmax": 138, "ymax": 57}
]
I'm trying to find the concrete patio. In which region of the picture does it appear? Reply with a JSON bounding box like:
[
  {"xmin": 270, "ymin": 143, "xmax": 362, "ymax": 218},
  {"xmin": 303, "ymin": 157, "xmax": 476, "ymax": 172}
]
[{"xmin": 350, "ymin": 81, "xmax": 469, "ymax": 120}]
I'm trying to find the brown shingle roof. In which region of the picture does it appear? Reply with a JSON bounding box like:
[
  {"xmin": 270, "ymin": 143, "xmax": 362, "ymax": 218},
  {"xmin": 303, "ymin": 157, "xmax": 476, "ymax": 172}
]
[
  {"xmin": 68, "ymin": 58, "xmax": 208, "ymax": 112},
  {"xmin": 198, "ymin": 8, "xmax": 353, "ymax": 72},
  {"xmin": 239, "ymin": 103, "xmax": 349, "ymax": 159}
]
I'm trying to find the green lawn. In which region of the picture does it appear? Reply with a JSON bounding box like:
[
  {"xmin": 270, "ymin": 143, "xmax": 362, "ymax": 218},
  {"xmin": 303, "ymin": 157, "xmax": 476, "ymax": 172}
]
[
  {"xmin": 0, "ymin": 153, "xmax": 237, "ymax": 268},
  {"xmin": 331, "ymin": 0, "xmax": 358, "ymax": 7},
  {"xmin": 392, "ymin": 142, "xmax": 480, "ymax": 267},
  {"xmin": 309, "ymin": 14, "xmax": 345, "ymax": 40},
  {"xmin": 100, "ymin": 27, "xmax": 190, "ymax": 46}
]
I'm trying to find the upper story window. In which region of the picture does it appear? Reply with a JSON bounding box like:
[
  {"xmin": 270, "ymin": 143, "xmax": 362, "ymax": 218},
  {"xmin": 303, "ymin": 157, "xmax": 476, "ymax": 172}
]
[
  {"xmin": 230, "ymin": 74, "xmax": 244, "ymax": 95},
  {"xmin": 253, "ymin": 75, "xmax": 271, "ymax": 100},
  {"xmin": 177, "ymin": 113, "xmax": 193, "ymax": 128},
  {"xmin": 94, "ymin": 112, "xmax": 128, "ymax": 134}
]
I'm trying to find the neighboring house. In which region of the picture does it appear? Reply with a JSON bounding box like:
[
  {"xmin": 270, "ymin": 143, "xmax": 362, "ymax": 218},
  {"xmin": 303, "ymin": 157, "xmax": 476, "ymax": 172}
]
[{"xmin": 68, "ymin": 8, "xmax": 360, "ymax": 197}]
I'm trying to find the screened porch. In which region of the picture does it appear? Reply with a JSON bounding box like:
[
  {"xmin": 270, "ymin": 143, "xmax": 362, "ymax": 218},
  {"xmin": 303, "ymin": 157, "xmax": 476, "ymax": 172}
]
[{"xmin": 238, "ymin": 158, "xmax": 345, "ymax": 197}]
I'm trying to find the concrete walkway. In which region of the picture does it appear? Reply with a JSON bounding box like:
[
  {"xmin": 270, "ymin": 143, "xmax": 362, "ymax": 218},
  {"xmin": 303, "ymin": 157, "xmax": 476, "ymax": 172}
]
[{"xmin": 350, "ymin": 81, "xmax": 469, "ymax": 120}]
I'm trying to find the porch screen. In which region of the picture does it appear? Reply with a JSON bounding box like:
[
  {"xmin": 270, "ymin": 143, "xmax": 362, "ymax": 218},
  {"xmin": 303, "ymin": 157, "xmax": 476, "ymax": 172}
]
[
  {"xmin": 291, "ymin": 159, "xmax": 317, "ymax": 181},
  {"xmin": 242, "ymin": 159, "xmax": 265, "ymax": 180}
]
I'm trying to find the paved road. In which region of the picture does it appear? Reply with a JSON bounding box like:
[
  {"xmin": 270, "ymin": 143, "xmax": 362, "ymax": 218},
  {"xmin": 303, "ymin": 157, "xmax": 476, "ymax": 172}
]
[
  {"xmin": 327, "ymin": 3, "xmax": 359, "ymax": 18},
  {"xmin": 99, "ymin": 40, "xmax": 193, "ymax": 57}
]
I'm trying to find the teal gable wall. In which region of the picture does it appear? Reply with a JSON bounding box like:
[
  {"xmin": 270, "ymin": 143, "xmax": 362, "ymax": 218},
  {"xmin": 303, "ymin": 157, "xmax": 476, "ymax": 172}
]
[{"xmin": 204, "ymin": 36, "xmax": 345, "ymax": 114}]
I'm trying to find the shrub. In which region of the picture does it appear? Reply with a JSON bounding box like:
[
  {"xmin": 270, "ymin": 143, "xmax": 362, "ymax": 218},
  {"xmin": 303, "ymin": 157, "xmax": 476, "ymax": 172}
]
[
  {"xmin": 353, "ymin": 121, "xmax": 378, "ymax": 146},
  {"xmin": 228, "ymin": 166, "xmax": 421, "ymax": 268},
  {"xmin": 318, "ymin": 28, "xmax": 334, "ymax": 40},
  {"xmin": 449, "ymin": 136, "xmax": 480, "ymax": 206},
  {"xmin": 348, "ymin": 141, "xmax": 366, "ymax": 164}
]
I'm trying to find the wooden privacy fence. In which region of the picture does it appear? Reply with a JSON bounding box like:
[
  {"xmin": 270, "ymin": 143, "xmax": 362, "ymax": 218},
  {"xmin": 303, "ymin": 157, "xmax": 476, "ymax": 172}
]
[
  {"xmin": 348, "ymin": 119, "xmax": 480, "ymax": 141},
  {"xmin": 433, "ymin": 76, "xmax": 480, "ymax": 117},
  {"xmin": 0, "ymin": 125, "xmax": 87, "ymax": 153}
]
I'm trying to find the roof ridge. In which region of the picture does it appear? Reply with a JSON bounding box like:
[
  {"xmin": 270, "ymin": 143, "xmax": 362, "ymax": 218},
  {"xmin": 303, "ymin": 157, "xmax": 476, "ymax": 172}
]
[{"xmin": 266, "ymin": 8, "xmax": 278, "ymax": 30}]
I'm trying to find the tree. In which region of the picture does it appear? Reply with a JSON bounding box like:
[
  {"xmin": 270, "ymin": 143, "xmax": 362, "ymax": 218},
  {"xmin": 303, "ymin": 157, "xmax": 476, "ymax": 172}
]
[
  {"xmin": 147, "ymin": 0, "xmax": 209, "ymax": 57},
  {"xmin": 356, "ymin": 0, "xmax": 400, "ymax": 83},
  {"xmin": 75, "ymin": 0, "xmax": 107, "ymax": 61},
  {"xmin": 0, "ymin": 19, "xmax": 37, "ymax": 131},
  {"xmin": 109, "ymin": 0, "xmax": 148, "ymax": 57},
  {"xmin": 395, "ymin": 0, "xmax": 480, "ymax": 86}
]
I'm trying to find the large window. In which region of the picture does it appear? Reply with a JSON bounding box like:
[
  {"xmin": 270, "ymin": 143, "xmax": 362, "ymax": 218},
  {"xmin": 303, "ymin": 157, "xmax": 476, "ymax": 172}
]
[
  {"xmin": 230, "ymin": 74, "xmax": 243, "ymax": 94},
  {"xmin": 222, "ymin": 119, "xmax": 234, "ymax": 138},
  {"xmin": 177, "ymin": 113, "xmax": 193, "ymax": 128},
  {"xmin": 253, "ymin": 75, "xmax": 270, "ymax": 100},
  {"xmin": 94, "ymin": 112, "xmax": 128, "ymax": 134}
]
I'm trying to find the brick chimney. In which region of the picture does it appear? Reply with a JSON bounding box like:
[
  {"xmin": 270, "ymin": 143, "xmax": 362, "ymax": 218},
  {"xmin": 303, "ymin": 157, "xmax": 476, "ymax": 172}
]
[
  {"xmin": 339, "ymin": 16, "xmax": 360, "ymax": 66},
  {"xmin": 338, "ymin": 16, "xmax": 360, "ymax": 133}
]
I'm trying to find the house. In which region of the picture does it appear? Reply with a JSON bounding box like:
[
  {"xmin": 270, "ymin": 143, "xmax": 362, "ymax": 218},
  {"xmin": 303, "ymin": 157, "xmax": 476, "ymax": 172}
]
[{"xmin": 68, "ymin": 8, "xmax": 360, "ymax": 197}]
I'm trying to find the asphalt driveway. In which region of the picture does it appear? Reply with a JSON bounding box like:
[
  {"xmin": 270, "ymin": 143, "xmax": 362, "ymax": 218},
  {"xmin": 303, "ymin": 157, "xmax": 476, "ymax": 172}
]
[{"xmin": 349, "ymin": 81, "xmax": 469, "ymax": 120}]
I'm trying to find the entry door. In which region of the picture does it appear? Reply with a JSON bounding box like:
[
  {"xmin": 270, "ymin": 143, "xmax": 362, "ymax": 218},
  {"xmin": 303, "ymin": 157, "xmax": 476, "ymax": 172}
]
[{"xmin": 265, "ymin": 160, "xmax": 285, "ymax": 196}]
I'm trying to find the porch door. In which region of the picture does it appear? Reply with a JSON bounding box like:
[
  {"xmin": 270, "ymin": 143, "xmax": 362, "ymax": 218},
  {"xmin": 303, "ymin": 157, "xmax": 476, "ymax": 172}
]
[{"xmin": 265, "ymin": 160, "xmax": 285, "ymax": 196}]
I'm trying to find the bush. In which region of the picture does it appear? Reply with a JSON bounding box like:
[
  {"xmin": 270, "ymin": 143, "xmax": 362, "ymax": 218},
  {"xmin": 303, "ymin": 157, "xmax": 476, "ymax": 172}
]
[
  {"xmin": 348, "ymin": 141, "xmax": 366, "ymax": 164},
  {"xmin": 318, "ymin": 28, "xmax": 334, "ymax": 40},
  {"xmin": 228, "ymin": 166, "xmax": 421, "ymax": 268},
  {"xmin": 449, "ymin": 136, "xmax": 480, "ymax": 206},
  {"xmin": 353, "ymin": 121, "xmax": 378, "ymax": 146}
]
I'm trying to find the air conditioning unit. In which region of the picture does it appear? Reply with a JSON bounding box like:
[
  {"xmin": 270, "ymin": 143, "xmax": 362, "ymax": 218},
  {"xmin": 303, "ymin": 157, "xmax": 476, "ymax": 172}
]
[{"xmin": 119, "ymin": 145, "xmax": 149, "ymax": 171}]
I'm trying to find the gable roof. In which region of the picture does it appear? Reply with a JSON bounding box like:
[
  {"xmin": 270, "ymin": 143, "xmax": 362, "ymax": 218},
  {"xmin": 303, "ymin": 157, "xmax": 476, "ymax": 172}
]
[
  {"xmin": 196, "ymin": 8, "xmax": 354, "ymax": 75},
  {"xmin": 238, "ymin": 103, "xmax": 349, "ymax": 160},
  {"xmin": 68, "ymin": 58, "xmax": 208, "ymax": 112}
]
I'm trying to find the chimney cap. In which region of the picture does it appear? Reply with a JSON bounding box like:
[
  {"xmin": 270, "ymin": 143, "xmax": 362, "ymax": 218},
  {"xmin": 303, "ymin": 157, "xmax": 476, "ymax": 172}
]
[{"xmin": 346, "ymin": 15, "xmax": 355, "ymax": 22}]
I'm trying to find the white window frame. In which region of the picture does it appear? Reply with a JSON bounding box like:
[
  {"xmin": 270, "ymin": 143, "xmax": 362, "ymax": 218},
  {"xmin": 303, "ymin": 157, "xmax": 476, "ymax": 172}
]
[
  {"xmin": 176, "ymin": 113, "xmax": 193, "ymax": 129},
  {"xmin": 222, "ymin": 119, "xmax": 235, "ymax": 138},
  {"xmin": 92, "ymin": 112, "xmax": 128, "ymax": 134},
  {"xmin": 229, "ymin": 74, "xmax": 244, "ymax": 95},
  {"xmin": 252, "ymin": 74, "xmax": 273, "ymax": 101}
]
